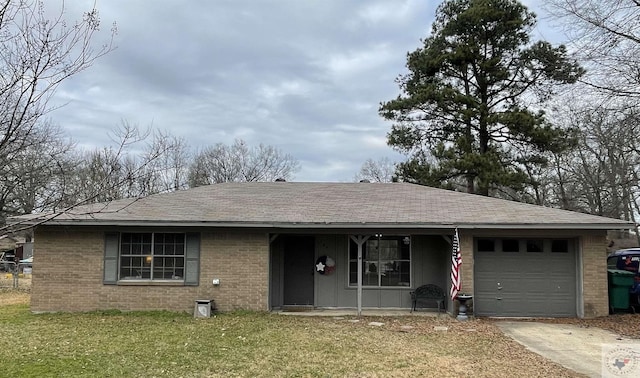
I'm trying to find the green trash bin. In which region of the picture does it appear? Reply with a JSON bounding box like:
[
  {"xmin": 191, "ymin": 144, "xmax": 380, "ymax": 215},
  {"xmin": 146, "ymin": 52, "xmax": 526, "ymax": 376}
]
[{"xmin": 608, "ymin": 269, "xmax": 635, "ymax": 311}]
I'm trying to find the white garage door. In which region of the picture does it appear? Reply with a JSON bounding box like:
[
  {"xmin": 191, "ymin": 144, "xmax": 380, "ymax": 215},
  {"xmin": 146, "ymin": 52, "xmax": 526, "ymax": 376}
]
[{"xmin": 474, "ymin": 238, "xmax": 577, "ymax": 317}]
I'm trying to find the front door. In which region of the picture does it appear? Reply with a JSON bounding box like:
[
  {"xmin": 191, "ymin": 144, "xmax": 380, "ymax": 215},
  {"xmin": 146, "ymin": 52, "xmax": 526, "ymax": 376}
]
[{"xmin": 283, "ymin": 235, "xmax": 315, "ymax": 306}]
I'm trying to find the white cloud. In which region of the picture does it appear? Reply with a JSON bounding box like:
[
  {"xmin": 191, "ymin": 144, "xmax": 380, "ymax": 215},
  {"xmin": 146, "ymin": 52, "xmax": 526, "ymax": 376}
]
[{"xmin": 42, "ymin": 0, "xmax": 563, "ymax": 183}]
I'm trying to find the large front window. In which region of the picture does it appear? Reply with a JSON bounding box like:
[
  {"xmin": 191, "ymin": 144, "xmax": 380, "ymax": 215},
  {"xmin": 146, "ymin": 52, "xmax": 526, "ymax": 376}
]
[
  {"xmin": 119, "ymin": 233, "xmax": 185, "ymax": 280},
  {"xmin": 349, "ymin": 235, "xmax": 411, "ymax": 287}
]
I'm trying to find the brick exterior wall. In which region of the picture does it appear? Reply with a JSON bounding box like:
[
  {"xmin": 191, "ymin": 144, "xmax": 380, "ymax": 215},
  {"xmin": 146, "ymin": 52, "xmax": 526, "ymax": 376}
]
[
  {"xmin": 459, "ymin": 231, "xmax": 474, "ymax": 296},
  {"xmin": 580, "ymin": 232, "xmax": 609, "ymax": 318},
  {"xmin": 31, "ymin": 226, "xmax": 610, "ymax": 318},
  {"xmin": 31, "ymin": 227, "xmax": 270, "ymax": 313}
]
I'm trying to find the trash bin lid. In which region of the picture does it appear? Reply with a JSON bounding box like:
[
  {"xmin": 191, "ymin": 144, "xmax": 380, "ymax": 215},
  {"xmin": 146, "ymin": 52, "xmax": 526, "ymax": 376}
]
[{"xmin": 607, "ymin": 269, "xmax": 636, "ymax": 275}]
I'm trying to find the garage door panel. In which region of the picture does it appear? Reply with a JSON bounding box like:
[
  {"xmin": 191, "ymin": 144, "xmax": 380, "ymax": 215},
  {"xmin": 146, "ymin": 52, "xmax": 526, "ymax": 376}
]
[{"xmin": 474, "ymin": 238, "xmax": 576, "ymax": 317}]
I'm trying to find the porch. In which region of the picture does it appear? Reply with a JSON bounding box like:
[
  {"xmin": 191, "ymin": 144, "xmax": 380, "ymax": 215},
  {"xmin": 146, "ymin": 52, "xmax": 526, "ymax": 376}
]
[{"xmin": 269, "ymin": 233, "xmax": 453, "ymax": 313}]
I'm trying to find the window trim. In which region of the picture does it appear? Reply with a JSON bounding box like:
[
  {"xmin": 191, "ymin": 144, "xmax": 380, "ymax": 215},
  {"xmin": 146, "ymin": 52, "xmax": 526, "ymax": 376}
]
[
  {"xmin": 118, "ymin": 232, "xmax": 187, "ymax": 282},
  {"xmin": 104, "ymin": 232, "xmax": 200, "ymax": 286}
]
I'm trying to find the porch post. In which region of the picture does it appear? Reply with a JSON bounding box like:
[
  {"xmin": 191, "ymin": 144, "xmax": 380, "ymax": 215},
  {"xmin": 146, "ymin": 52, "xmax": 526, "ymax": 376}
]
[{"xmin": 350, "ymin": 235, "xmax": 369, "ymax": 316}]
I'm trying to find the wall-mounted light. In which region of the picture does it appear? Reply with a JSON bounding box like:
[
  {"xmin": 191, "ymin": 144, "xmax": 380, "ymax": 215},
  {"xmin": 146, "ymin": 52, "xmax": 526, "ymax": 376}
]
[
  {"xmin": 145, "ymin": 256, "xmax": 152, "ymax": 264},
  {"xmin": 403, "ymin": 236, "xmax": 410, "ymax": 245}
]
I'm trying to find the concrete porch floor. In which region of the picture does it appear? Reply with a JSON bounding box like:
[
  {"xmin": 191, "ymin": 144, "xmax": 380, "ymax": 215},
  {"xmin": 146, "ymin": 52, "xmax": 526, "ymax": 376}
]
[{"xmin": 274, "ymin": 308, "xmax": 449, "ymax": 317}]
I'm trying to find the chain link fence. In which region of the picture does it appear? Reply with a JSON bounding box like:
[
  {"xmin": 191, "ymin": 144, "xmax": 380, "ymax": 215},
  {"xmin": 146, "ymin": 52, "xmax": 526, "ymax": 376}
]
[{"xmin": 0, "ymin": 262, "xmax": 32, "ymax": 290}]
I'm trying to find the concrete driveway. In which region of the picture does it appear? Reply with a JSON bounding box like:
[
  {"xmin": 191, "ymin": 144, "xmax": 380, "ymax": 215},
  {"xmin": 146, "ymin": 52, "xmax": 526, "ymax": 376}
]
[{"xmin": 496, "ymin": 321, "xmax": 640, "ymax": 377}]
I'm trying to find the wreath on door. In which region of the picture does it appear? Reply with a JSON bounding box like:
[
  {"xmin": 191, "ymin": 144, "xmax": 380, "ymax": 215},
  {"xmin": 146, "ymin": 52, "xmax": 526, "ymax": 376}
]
[{"xmin": 315, "ymin": 255, "xmax": 336, "ymax": 275}]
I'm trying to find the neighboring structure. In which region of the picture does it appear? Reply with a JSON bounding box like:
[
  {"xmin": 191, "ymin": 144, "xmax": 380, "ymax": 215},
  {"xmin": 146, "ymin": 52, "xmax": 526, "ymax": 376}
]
[
  {"xmin": 13, "ymin": 182, "xmax": 633, "ymax": 318},
  {"xmin": 0, "ymin": 235, "xmax": 31, "ymax": 272},
  {"xmin": 0, "ymin": 235, "xmax": 19, "ymax": 252}
]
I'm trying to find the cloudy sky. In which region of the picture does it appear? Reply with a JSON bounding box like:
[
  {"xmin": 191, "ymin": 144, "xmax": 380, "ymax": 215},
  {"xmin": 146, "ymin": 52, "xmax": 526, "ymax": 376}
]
[{"xmin": 48, "ymin": 0, "xmax": 561, "ymax": 182}]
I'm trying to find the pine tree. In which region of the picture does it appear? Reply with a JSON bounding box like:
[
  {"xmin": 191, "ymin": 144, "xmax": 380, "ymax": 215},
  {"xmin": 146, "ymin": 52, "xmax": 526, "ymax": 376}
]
[{"xmin": 380, "ymin": 0, "xmax": 583, "ymax": 196}]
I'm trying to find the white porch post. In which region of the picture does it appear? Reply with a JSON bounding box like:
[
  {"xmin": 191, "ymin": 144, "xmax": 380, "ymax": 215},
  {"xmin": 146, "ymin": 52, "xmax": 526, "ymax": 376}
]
[{"xmin": 350, "ymin": 235, "xmax": 369, "ymax": 316}]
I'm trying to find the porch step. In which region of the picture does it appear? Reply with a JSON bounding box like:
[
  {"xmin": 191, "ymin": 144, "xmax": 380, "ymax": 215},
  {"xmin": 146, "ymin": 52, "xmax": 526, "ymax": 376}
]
[{"xmin": 281, "ymin": 306, "xmax": 314, "ymax": 312}]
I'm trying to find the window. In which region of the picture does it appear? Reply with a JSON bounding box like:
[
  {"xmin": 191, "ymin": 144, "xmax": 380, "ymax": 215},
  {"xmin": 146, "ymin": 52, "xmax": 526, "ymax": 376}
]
[
  {"xmin": 119, "ymin": 233, "xmax": 185, "ymax": 280},
  {"xmin": 551, "ymin": 240, "xmax": 569, "ymax": 253},
  {"xmin": 526, "ymin": 240, "xmax": 543, "ymax": 253},
  {"xmin": 349, "ymin": 235, "xmax": 411, "ymax": 287},
  {"xmin": 502, "ymin": 239, "xmax": 520, "ymax": 252},
  {"xmin": 476, "ymin": 238, "xmax": 572, "ymax": 254},
  {"xmin": 477, "ymin": 239, "xmax": 495, "ymax": 252}
]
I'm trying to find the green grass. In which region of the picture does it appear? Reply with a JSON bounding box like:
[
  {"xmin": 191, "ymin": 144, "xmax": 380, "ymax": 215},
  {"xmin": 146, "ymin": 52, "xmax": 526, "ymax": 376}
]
[{"xmin": 0, "ymin": 294, "xmax": 580, "ymax": 378}]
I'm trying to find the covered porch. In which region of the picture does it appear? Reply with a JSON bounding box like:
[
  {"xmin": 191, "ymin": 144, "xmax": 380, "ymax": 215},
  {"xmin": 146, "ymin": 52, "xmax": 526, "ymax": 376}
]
[{"xmin": 268, "ymin": 232, "xmax": 455, "ymax": 314}]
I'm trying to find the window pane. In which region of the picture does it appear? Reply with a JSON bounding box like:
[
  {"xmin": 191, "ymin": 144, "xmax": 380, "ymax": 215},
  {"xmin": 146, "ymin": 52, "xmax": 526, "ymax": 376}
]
[
  {"xmin": 349, "ymin": 261, "xmax": 357, "ymax": 284},
  {"xmin": 502, "ymin": 239, "xmax": 519, "ymax": 252},
  {"xmin": 526, "ymin": 240, "xmax": 543, "ymax": 252},
  {"xmin": 365, "ymin": 261, "xmax": 378, "ymax": 274},
  {"xmin": 551, "ymin": 240, "xmax": 569, "ymax": 253},
  {"xmin": 120, "ymin": 255, "xmax": 149, "ymax": 279},
  {"xmin": 153, "ymin": 257, "xmax": 184, "ymax": 279},
  {"xmin": 363, "ymin": 261, "xmax": 378, "ymax": 285},
  {"xmin": 119, "ymin": 256, "xmax": 134, "ymax": 279},
  {"xmin": 154, "ymin": 241, "xmax": 165, "ymax": 255},
  {"xmin": 154, "ymin": 233, "xmax": 186, "ymax": 257},
  {"xmin": 397, "ymin": 261, "xmax": 410, "ymax": 286},
  {"xmin": 400, "ymin": 237, "xmax": 410, "ymax": 259},
  {"xmin": 379, "ymin": 260, "xmax": 408, "ymax": 287},
  {"xmin": 153, "ymin": 257, "xmax": 164, "ymax": 279},
  {"xmin": 365, "ymin": 240, "xmax": 379, "ymax": 260},
  {"xmin": 477, "ymin": 239, "xmax": 495, "ymax": 252},
  {"xmin": 122, "ymin": 233, "xmax": 152, "ymax": 256},
  {"xmin": 380, "ymin": 262, "xmax": 400, "ymax": 286},
  {"xmin": 141, "ymin": 256, "xmax": 151, "ymax": 278},
  {"xmin": 120, "ymin": 233, "xmax": 149, "ymax": 279},
  {"xmin": 378, "ymin": 240, "xmax": 399, "ymax": 260},
  {"xmin": 349, "ymin": 240, "xmax": 358, "ymax": 260},
  {"xmin": 151, "ymin": 234, "xmax": 185, "ymax": 279}
]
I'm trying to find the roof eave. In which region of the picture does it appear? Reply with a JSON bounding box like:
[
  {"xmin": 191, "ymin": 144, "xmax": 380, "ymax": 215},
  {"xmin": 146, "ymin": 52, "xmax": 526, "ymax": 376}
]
[{"xmin": 31, "ymin": 219, "xmax": 635, "ymax": 231}]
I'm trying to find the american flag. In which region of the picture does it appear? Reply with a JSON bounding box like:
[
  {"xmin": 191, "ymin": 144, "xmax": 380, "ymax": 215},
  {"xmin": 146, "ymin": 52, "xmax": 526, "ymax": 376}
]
[{"xmin": 450, "ymin": 228, "xmax": 462, "ymax": 299}]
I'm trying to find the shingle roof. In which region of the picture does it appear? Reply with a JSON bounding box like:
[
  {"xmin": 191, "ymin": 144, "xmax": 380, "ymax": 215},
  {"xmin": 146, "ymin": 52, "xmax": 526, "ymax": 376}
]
[{"xmin": 16, "ymin": 182, "xmax": 634, "ymax": 230}]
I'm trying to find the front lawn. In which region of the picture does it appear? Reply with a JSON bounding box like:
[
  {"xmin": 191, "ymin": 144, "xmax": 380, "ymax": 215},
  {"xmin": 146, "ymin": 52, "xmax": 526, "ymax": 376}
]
[{"xmin": 0, "ymin": 291, "xmax": 581, "ymax": 377}]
